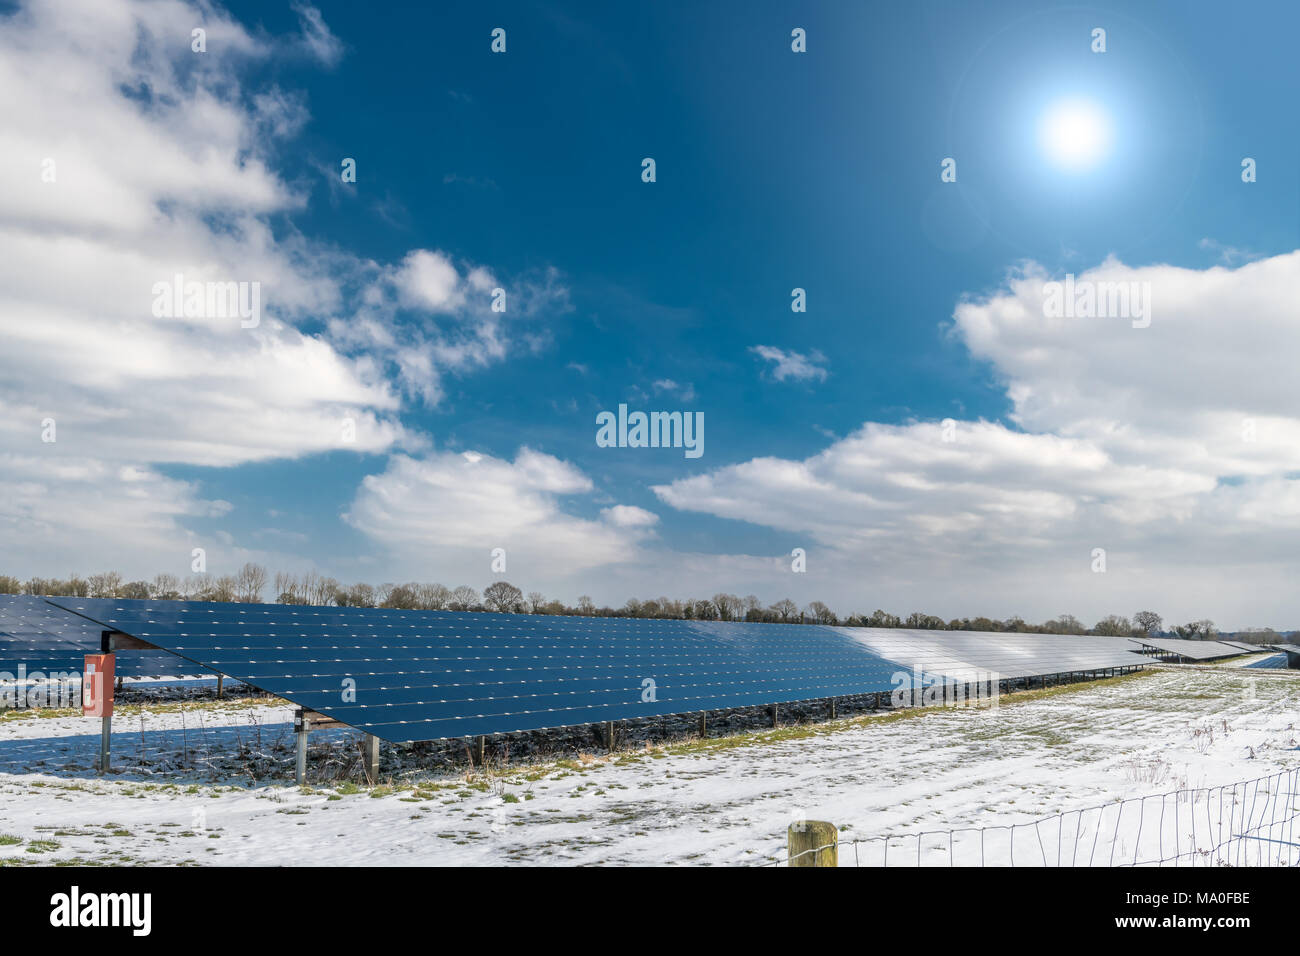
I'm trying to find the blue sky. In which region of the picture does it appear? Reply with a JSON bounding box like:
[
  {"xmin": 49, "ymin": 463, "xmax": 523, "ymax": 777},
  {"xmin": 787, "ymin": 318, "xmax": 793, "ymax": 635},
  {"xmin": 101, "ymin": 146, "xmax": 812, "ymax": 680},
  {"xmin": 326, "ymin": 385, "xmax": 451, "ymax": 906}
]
[{"xmin": 3, "ymin": 0, "xmax": 1299, "ymax": 627}]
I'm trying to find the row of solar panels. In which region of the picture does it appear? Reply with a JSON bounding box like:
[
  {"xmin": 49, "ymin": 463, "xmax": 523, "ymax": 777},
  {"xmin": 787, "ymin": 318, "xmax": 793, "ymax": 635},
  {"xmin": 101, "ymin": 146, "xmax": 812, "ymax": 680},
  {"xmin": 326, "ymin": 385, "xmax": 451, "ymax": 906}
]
[
  {"xmin": 3, "ymin": 594, "xmax": 1285, "ymax": 739},
  {"xmin": 1269, "ymin": 644, "xmax": 1300, "ymax": 667},
  {"xmin": 0, "ymin": 595, "xmax": 1149, "ymax": 741},
  {"xmin": 0, "ymin": 595, "xmax": 211, "ymax": 678},
  {"xmin": 1129, "ymin": 637, "xmax": 1266, "ymax": 661}
]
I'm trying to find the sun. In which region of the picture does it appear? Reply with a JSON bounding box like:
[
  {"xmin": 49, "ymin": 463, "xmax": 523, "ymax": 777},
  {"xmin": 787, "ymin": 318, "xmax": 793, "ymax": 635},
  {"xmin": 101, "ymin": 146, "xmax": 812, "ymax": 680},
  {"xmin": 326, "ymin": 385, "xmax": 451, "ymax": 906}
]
[{"xmin": 1039, "ymin": 99, "xmax": 1112, "ymax": 171}]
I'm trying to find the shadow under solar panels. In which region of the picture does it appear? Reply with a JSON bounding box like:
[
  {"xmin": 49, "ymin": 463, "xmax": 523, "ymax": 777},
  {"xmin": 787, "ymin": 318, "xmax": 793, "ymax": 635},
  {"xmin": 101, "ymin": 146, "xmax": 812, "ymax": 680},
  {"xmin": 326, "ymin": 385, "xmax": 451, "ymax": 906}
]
[
  {"xmin": 48, "ymin": 597, "xmax": 1148, "ymax": 743},
  {"xmin": 0, "ymin": 594, "xmax": 207, "ymax": 680}
]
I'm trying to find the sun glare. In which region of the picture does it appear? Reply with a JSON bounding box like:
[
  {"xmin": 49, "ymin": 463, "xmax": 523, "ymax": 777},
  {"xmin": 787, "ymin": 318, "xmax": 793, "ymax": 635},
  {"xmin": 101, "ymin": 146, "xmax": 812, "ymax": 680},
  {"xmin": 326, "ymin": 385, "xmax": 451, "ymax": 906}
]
[{"xmin": 1040, "ymin": 99, "xmax": 1112, "ymax": 171}]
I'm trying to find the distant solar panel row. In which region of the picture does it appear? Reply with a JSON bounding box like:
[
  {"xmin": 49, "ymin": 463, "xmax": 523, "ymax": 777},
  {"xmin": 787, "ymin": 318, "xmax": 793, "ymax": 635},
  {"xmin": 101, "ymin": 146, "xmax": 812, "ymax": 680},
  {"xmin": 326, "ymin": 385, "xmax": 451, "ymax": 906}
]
[
  {"xmin": 841, "ymin": 629, "xmax": 1145, "ymax": 681},
  {"xmin": 1128, "ymin": 637, "xmax": 1246, "ymax": 661},
  {"xmin": 0, "ymin": 595, "xmax": 207, "ymax": 679},
  {"xmin": 1244, "ymin": 654, "xmax": 1289, "ymax": 669},
  {"xmin": 1221, "ymin": 640, "xmax": 1263, "ymax": 652},
  {"xmin": 49, "ymin": 598, "xmax": 1148, "ymax": 742}
]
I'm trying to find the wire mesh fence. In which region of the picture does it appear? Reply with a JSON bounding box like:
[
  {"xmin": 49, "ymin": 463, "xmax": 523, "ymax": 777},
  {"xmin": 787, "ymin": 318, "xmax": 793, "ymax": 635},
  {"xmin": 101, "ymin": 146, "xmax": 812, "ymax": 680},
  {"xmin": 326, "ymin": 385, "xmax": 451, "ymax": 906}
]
[{"xmin": 761, "ymin": 767, "xmax": 1300, "ymax": 866}]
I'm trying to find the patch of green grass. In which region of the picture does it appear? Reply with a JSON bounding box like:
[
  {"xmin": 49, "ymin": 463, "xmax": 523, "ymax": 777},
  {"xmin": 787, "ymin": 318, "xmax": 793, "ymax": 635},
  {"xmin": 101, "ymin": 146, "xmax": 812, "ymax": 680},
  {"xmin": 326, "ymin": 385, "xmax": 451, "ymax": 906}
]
[{"xmin": 0, "ymin": 835, "xmax": 21, "ymax": 846}]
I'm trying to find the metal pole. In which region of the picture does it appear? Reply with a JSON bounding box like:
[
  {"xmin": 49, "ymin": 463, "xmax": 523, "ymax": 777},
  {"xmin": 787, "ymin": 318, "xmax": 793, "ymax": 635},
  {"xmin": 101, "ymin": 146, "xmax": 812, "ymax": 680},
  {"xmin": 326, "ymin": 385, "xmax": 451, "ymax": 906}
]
[
  {"xmin": 295, "ymin": 711, "xmax": 308, "ymax": 785},
  {"xmin": 99, "ymin": 714, "xmax": 111, "ymax": 772},
  {"xmin": 363, "ymin": 734, "xmax": 380, "ymax": 784}
]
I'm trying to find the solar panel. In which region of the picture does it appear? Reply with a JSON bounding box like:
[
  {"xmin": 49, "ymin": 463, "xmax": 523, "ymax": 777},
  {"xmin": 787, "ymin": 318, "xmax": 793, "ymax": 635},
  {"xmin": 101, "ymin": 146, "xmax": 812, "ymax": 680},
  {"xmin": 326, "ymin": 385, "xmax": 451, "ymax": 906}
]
[
  {"xmin": 0, "ymin": 594, "xmax": 207, "ymax": 679},
  {"xmin": 1220, "ymin": 641, "xmax": 1262, "ymax": 652},
  {"xmin": 1127, "ymin": 637, "xmax": 1245, "ymax": 661},
  {"xmin": 837, "ymin": 628, "xmax": 1150, "ymax": 682},
  {"xmin": 1244, "ymin": 653, "xmax": 1289, "ymax": 669},
  {"xmin": 49, "ymin": 598, "xmax": 1148, "ymax": 743}
]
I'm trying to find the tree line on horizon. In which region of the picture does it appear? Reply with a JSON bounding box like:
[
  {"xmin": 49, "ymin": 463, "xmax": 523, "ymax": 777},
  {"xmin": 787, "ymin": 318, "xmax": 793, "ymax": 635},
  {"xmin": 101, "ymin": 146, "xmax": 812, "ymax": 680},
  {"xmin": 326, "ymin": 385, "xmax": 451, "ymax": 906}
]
[{"xmin": 0, "ymin": 566, "xmax": 1291, "ymax": 644}]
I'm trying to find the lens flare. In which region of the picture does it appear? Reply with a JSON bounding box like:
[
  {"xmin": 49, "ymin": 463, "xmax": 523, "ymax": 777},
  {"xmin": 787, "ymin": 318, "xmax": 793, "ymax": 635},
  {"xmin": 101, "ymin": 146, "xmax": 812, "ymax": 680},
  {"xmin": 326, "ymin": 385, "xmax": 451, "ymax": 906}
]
[{"xmin": 1040, "ymin": 99, "xmax": 1112, "ymax": 170}]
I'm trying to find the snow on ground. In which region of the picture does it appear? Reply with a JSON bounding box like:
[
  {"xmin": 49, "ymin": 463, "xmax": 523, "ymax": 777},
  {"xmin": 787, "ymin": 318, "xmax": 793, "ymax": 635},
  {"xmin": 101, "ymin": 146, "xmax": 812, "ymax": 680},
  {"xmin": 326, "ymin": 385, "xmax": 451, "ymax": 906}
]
[{"xmin": 0, "ymin": 666, "xmax": 1297, "ymax": 865}]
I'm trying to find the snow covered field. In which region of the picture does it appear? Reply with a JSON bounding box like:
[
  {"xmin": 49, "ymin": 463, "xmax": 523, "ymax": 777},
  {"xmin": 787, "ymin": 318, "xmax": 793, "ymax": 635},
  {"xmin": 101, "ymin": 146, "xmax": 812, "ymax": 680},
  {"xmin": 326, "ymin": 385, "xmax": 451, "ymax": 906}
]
[{"xmin": 0, "ymin": 664, "xmax": 1297, "ymax": 865}]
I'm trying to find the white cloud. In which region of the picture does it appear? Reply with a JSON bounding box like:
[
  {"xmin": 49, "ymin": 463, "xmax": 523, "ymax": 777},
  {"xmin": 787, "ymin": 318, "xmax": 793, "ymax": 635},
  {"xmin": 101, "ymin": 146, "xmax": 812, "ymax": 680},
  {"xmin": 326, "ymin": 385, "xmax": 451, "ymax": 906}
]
[
  {"xmin": 658, "ymin": 253, "xmax": 1300, "ymax": 627},
  {"xmin": 331, "ymin": 254, "xmax": 570, "ymax": 404},
  {"xmin": 0, "ymin": 453, "xmax": 223, "ymax": 577},
  {"xmin": 0, "ymin": 0, "xmax": 558, "ymax": 575},
  {"xmin": 393, "ymin": 250, "xmax": 472, "ymax": 313},
  {"xmin": 601, "ymin": 505, "xmax": 659, "ymax": 528},
  {"xmin": 0, "ymin": 0, "xmax": 409, "ymax": 471},
  {"xmin": 749, "ymin": 345, "xmax": 829, "ymax": 382},
  {"xmin": 291, "ymin": 1, "xmax": 344, "ymax": 67},
  {"xmin": 652, "ymin": 379, "xmax": 696, "ymax": 402},
  {"xmin": 345, "ymin": 449, "xmax": 654, "ymax": 579}
]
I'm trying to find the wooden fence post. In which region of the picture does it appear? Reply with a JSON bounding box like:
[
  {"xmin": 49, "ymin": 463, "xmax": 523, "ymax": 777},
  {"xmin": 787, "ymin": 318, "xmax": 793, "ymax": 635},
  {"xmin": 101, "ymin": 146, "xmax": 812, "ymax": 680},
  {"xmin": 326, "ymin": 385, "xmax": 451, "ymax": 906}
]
[{"xmin": 788, "ymin": 820, "xmax": 838, "ymax": 867}]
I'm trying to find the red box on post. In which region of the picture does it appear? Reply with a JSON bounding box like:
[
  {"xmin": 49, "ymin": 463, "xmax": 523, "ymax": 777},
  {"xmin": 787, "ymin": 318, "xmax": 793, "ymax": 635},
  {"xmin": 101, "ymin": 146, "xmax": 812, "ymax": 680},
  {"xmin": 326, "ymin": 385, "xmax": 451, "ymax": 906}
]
[{"xmin": 83, "ymin": 653, "xmax": 114, "ymax": 718}]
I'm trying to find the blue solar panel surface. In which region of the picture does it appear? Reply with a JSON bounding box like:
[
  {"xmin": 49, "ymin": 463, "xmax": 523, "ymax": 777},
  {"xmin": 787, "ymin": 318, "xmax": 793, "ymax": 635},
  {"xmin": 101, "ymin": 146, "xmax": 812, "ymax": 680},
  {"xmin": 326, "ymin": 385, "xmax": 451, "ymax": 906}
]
[
  {"xmin": 1244, "ymin": 653, "xmax": 1288, "ymax": 669},
  {"xmin": 0, "ymin": 594, "xmax": 206, "ymax": 679},
  {"xmin": 49, "ymin": 597, "xmax": 1147, "ymax": 742}
]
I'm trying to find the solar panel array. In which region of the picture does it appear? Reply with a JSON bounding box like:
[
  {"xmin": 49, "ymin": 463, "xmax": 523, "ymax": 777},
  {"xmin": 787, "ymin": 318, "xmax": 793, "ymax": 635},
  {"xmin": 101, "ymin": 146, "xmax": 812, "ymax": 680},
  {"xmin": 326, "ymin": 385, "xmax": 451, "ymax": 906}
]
[
  {"xmin": 0, "ymin": 594, "xmax": 207, "ymax": 679},
  {"xmin": 838, "ymin": 628, "xmax": 1146, "ymax": 681},
  {"xmin": 50, "ymin": 597, "xmax": 1148, "ymax": 742},
  {"xmin": 1221, "ymin": 640, "xmax": 1264, "ymax": 652},
  {"xmin": 1244, "ymin": 653, "xmax": 1289, "ymax": 670},
  {"xmin": 1127, "ymin": 637, "xmax": 1246, "ymax": 661}
]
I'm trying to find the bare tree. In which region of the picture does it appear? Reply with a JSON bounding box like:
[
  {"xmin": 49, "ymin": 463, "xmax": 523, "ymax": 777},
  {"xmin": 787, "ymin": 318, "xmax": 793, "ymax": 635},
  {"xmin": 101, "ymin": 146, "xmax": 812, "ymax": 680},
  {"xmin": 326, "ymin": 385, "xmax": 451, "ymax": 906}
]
[
  {"xmin": 274, "ymin": 571, "xmax": 301, "ymax": 604},
  {"xmin": 152, "ymin": 573, "xmax": 181, "ymax": 600},
  {"xmin": 577, "ymin": 595, "xmax": 594, "ymax": 615},
  {"xmin": 691, "ymin": 599, "xmax": 718, "ymax": 621},
  {"xmin": 450, "ymin": 585, "xmax": 480, "ymax": 611},
  {"xmin": 1176, "ymin": 619, "xmax": 1217, "ymax": 641},
  {"xmin": 233, "ymin": 562, "xmax": 268, "ymax": 603},
  {"xmin": 87, "ymin": 571, "xmax": 123, "ymax": 598},
  {"xmin": 526, "ymin": 591, "xmax": 546, "ymax": 613},
  {"xmin": 770, "ymin": 598, "xmax": 798, "ymax": 622},
  {"xmin": 417, "ymin": 583, "xmax": 451, "ymax": 610},
  {"xmin": 1093, "ymin": 614, "xmax": 1131, "ymax": 636},
  {"xmin": 338, "ymin": 582, "xmax": 376, "ymax": 607},
  {"xmin": 905, "ymin": 611, "xmax": 945, "ymax": 630},
  {"xmin": 712, "ymin": 593, "xmax": 742, "ymax": 621},
  {"xmin": 806, "ymin": 601, "xmax": 837, "ymax": 625},
  {"xmin": 118, "ymin": 580, "xmax": 150, "ymax": 599},
  {"xmin": 1043, "ymin": 614, "xmax": 1084, "ymax": 634},
  {"xmin": 382, "ymin": 584, "xmax": 420, "ymax": 609},
  {"xmin": 206, "ymin": 575, "xmax": 237, "ymax": 602},
  {"xmin": 483, "ymin": 581, "xmax": 524, "ymax": 613},
  {"xmin": 310, "ymin": 575, "xmax": 339, "ymax": 607},
  {"xmin": 1133, "ymin": 610, "xmax": 1162, "ymax": 635}
]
